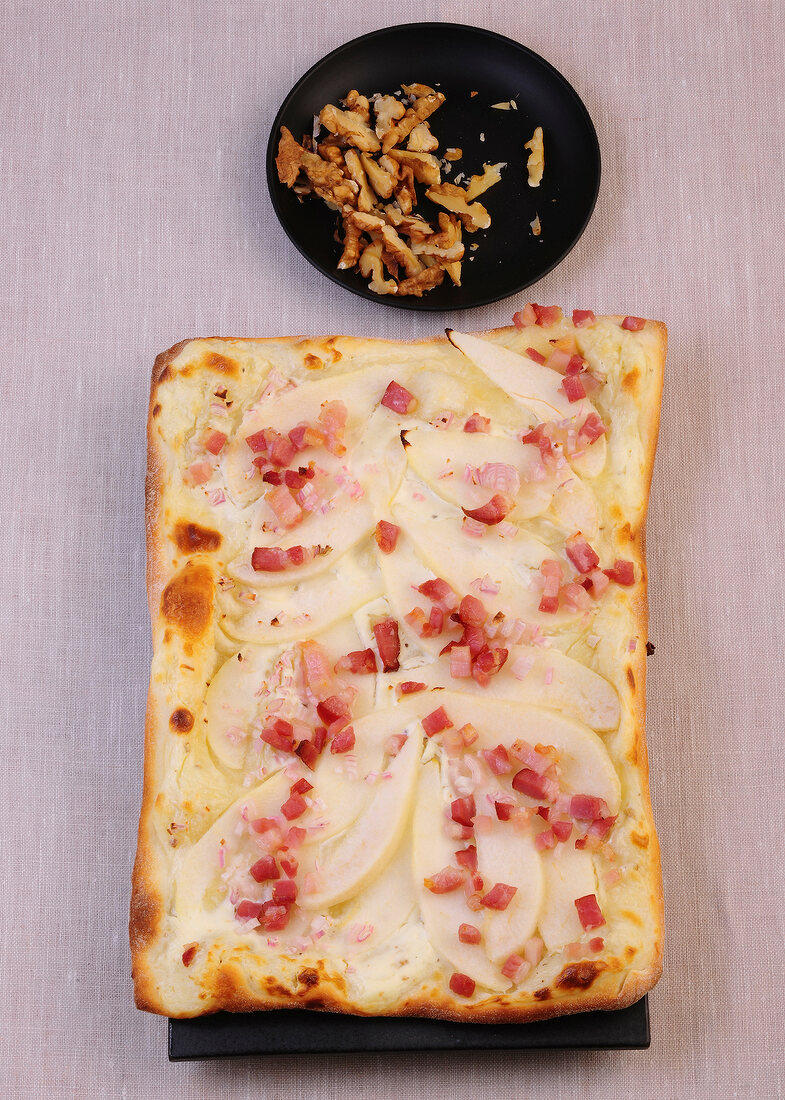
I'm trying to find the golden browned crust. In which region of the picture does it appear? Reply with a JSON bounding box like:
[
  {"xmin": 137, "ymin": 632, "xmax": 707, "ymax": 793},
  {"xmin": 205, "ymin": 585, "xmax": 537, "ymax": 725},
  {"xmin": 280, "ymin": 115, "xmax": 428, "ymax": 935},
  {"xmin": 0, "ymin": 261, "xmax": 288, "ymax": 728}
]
[{"xmin": 131, "ymin": 318, "xmax": 666, "ymax": 1021}]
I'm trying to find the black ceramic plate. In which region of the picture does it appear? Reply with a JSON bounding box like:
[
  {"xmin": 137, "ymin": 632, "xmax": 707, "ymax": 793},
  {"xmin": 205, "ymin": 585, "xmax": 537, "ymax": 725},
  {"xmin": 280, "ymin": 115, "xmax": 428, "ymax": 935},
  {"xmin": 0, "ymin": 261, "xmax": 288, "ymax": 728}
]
[
  {"xmin": 266, "ymin": 22, "xmax": 600, "ymax": 311},
  {"xmin": 169, "ymin": 997, "xmax": 649, "ymax": 1059}
]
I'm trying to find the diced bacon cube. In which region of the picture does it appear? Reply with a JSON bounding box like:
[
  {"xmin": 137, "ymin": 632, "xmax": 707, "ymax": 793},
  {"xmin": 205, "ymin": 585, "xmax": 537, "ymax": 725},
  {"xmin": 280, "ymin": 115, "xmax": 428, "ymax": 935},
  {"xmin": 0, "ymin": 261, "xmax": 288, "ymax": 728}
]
[
  {"xmin": 272, "ymin": 879, "xmax": 298, "ymax": 905},
  {"xmin": 290, "ymin": 777, "xmax": 313, "ymax": 795},
  {"xmin": 316, "ymin": 695, "xmax": 351, "ymax": 724},
  {"xmin": 183, "ymin": 460, "xmax": 213, "ymax": 486},
  {"xmin": 245, "ymin": 428, "xmax": 273, "ymax": 453},
  {"xmin": 578, "ymin": 413, "xmax": 607, "ymax": 443},
  {"xmin": 280, "ymin": 793, "xmax": 308, "ymax": 820},
  {"xmin": 621, "ymin": 316, "xmax": 645, "ymax": 331},
  {"xmin": 513, "ymin": 303, "xmax": 537, "ymax": 328},
  {"xmin": 334, "ymin": 649, "xmax": 378, "ymax": 675},
  {"xmin": 458, "ymin": 923, "xmax": 482, "ymax": 945},
  {"xmin": 454, "ymin": 846, "xmax": 478, "ymax": 872},
  {"xmin": 603, "ymin": 559, "xmax": 635, "ymax": 586},
  {"xmin": 203, "ymin": 429, "xmax": 227, "ymax": 455},
  {"xmin": 458, "ymin": 594, "xmax": 488, "ymax": 627},
  {"xmin": 451, "ymin": 796, "xmax": 476, "ymax": 827},
  {"xmin": 295, "ymin": 739, "xmax": 320, "ymax": 771},
  {"xmin": 561, "ymin": 374, "xmax": 586, "ymax": 402},
  {"xmin": 481, "ymin": 744, "xmax": 511, "ymax": 775},
  {"xmin": 330, "ymin": 727, "xmax": 355, "ymax": 753},
  {"xmin": 252, "ymin": 546, "xmax": 288, "ymax": 572},
  {"xmin": 512, "ymin": 768, "xmax": 558, "ymax": 802},
  {"xmin": 422, "ymin": 706, "xmax": 453, "ymax": 736},
  {"xmin": 373, "ymin": 618, "xmax": 401, "ymax": 672},
  {"xmin": 374, "ymin": 520, "xmax": 401, "ymax": 554},
  {"xmin": 532, "ymin": 304, "xmax": 563, "ymax": 326},
  {"xmin": 471, "ymin": 646, "xmax": 508, "ymax": 687},
  {"xmin": 397, "ymin": 681, "xmax": 426, "ymax": 695},
  {"xmin": 551, "ymin": 819, "xmax": 573, "ymax": 842},
  {"xmin": 278, "ymin": 853, "xmax": 298, "ymax": 878},
  {"xmin": 260, "ymin": 902, "xmax": 291, "ymax": 931},
  {"xmin": 250, "ymin": 855, "xmax": 280, "ymax": 882},
  {"xmin": 381, "ymin": 379, "xmax": 417, "ymax": 414},
  {"xmin": 235, "ymin": 900, "xmax": 263, "ymax": 921},
  {"xmin": 449, "ymin": 972, "xmax": 476, "ymax": 997},
  {"xmin": 572, "ymin": 309, "xmax": 596, "ymax": 327},
  {"xmin": 575, "ymin": 893, "xmax": 605, "ymax": 930},
  {"xmin": 260, "ymin": 725, "xmax": 294, "ymax": 753},
  {"xmin": 501, "ymin": 953, "xmax": 530, "ymax": 981},
  {"xmin": 480, "ymin": 883, "xmax": 517, "ymax": 910},
  {"xmin": 449, "ymin": 645, "xmax": 472, "ymax": 679},
  {"xmin": 525, "ymin": 347, "xmax": 546, "ymax": 364},
  {"xmin": 535, "ymin": 828, "xmax": 556, "ymax": 851},
  {"xmin": 570, "ymin": 794, "xmax": 608, "ymax": 820},
  {"xmin": 463, "ymin": 412, "xmax": 491, "ymax": 433},
  {"xmin": 417, "ymin": 578, "xmax": 459, "ymax": 608},
  {"xmin": 424, "ymin": 866, "xmax": 466, "ymax": 893}
]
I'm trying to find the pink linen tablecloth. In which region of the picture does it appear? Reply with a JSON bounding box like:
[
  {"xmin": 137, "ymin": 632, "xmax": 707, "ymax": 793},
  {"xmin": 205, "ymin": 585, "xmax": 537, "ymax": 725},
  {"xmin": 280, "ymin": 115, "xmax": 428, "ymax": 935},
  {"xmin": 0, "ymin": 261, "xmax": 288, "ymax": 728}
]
[{"xmin": 2, "ymin": 0, "xmax": 783, "ymax": 1096}]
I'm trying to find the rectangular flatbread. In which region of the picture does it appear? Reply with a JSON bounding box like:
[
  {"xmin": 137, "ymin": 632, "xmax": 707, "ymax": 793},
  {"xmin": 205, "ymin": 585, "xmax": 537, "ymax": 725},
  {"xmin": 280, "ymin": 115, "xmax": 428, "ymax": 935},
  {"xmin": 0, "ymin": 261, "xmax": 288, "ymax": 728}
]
[{"xmin": 131, "ymin": 311, "xmax": 665, "ymax": 1021}]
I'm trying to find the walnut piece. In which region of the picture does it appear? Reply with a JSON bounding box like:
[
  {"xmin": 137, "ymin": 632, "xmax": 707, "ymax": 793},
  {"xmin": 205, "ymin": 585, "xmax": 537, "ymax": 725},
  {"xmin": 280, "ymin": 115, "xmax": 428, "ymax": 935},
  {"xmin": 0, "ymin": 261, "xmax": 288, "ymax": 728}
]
[
  {"xmin": 275, "ymin": 81, "xmax": 509, "ymax": 298},
  {"xmin": 524, "ymin": 126, "xmax": 545, "ymax": 187}
]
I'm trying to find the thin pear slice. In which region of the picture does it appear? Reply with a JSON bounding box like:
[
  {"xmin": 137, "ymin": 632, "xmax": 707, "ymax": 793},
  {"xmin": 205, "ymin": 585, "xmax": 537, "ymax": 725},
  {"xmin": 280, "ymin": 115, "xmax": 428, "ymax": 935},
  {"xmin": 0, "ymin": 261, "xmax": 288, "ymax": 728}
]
[
  {"xmin": 349, "ymin": 406, "xmax": 408, "ymax": 511},
  {"xmin": 549, "ymin": 476, "xmax": 598, "ymax": 538},
  {"xmin": 223, "ymin": 366, "xmax": 395, "ymax": 504},
  {"xmin": 475, "ymin": 820, "xmax": 544, "ymax": 964},
  {"xmin": 447, "ymin": 330, "xmax": 596, "ymax": 424},
  {"xmin": 539, "ymin": 843, "xmax": 597, "ymax": 951},
  {"xmin": 413, "ymin": 762, "xmax": 511, "ymax": 991},
  {"xmin": 206, "ymin": 620, "xmax": 378, "ymax": 771},
  {"xmin": 382, "ymin": 646, "xmax": 619, "ymax": 731},
  {"xmin": 220, "ymin": 545, "xmax": 383, "ymax": 644},
  {"xmin": 391, "ymin": 480, "xmax": 581, "ymax": 628},
  {"xmin": 205, "ymin": 643, "xmax": 280, "ymax": 770},
  {"xmin": 404, "ymin": 428, "xmax": 555, "ymax": 519},
  {"xmin": 226, "ymin": 496, "xmax": 376, "ymax": 589},
  {"xmin": 332, "ymin": 822, "xmax": 418, "ymax": 956},
  {"xmin": 428, "ymin": 693, "xmax": 620, "ymax": 813},
  {"xmin": 174, "ymin": 770, "xmax": 291, "ymax": 918},
  {"xmin": 567, "ymin": 431, "xmax": 607, "ymax": 479},
  {"xmin": 300, "ymin": 718, "xmax": 422, "ymax": 910}
]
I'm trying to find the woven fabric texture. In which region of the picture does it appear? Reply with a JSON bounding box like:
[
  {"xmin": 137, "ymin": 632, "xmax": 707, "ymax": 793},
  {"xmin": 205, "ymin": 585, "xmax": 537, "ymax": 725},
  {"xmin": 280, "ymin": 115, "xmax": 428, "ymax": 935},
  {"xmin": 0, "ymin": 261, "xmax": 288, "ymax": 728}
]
[{"xmin": 1, "ymin": 0, "xmax": 783, "ymax": 1096}]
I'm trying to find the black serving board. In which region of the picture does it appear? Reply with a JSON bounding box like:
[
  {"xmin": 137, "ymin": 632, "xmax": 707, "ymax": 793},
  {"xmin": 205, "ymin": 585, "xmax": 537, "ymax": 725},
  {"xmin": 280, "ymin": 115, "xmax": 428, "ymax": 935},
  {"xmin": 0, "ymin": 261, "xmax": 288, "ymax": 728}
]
[
  {"xmin": 266, "ymin": 22, "xmax": 600, "ymax": 311},
  {"xmin": 169, "ymin": 997, "xmax": 649, "ymax": 1059}
]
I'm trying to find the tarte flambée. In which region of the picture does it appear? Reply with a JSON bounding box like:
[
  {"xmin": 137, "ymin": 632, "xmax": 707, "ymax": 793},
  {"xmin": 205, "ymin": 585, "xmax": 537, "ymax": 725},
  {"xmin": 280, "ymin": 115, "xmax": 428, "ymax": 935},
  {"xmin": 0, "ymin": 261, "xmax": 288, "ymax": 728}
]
[{"xmin": 131, "ymin": 307, "xmax": 665, "ymax": 1021}]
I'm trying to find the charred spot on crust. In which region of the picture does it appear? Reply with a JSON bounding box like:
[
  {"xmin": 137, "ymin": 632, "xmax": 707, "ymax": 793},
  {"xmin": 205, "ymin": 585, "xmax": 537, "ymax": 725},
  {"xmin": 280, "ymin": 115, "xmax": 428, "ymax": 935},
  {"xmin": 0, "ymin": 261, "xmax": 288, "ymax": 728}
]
[
  {"xmin": 555, "ymin": 960, "xmax": 605, "ymax": 990},
  {"xmin": 152, "ymin": 403, "xmax": 162, "ymax": 417},
  {"xmin": 324, "ymin": 337, "xmax": 343, "ymax": 362},
  {"xmin": 161, "ymin": 562, "xmax": 213, "ymax": 640},
  {"xmin": 129, "ymin": 880, "xmax": 162, "ymax": 953},
  {"xmin": 627, "ymin": 668, "xmax": 636, "ymax": 690},
  {"xmin": 304, "ymin": 353, "xmax": 324, "ymax": 370},
  {"xmin": 170, "ymin": 707, "xmax": 194, "ymax": 733},
  {"xmin": 646, "ymin": 641, "xmax": 656, "ymax": 656},
  {"xmin": 204, "ymin": 352, "xmax": 238, "ymax": 376},
  {"xmin": 631, "ymin": 830, "xmax": 650, "ymax": 849},
  {"xmin": 173, "ymin": 520, "xmax": 222, "ymax": 554},
  {"xmin": 157, "ymin": 365, "xmax": 173, "ymax": 384},
  {"xmin": 533, "ymin": 987, "xmax": 551, "ymax": 1001},
  {"xmin": 264, "ymin": 978, "xmax": 294, "ymax": 998},
  {"xmin": 622, "ymin": 367, "xmax": 641, "ymax": 395},
  {"xmin": 298, "ymin": 967, "xmax": 320, "ymax": 988},
  {"xmin": 400, "ymin": 429, "xmax": 411, "ymax": 448}
]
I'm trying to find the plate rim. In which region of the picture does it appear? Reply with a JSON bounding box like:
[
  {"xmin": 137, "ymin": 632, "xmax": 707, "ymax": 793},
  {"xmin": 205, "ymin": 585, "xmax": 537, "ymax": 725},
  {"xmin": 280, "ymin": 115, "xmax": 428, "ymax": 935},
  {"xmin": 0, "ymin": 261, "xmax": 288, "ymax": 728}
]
[{"xmin": 265, "ymin": 21, "xmax": 601, "ymax": 313}]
